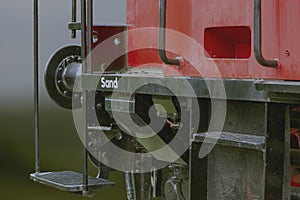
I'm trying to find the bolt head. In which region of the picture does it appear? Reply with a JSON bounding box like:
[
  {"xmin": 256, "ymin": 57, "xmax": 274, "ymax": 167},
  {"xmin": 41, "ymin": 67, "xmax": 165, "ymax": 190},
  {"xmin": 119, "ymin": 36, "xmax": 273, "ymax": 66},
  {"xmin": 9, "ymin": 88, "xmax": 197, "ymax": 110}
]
[
  {"xmin": 114, "ymin": 38, "xmax": 121, "ymax": 46},
  {"xmin": 285, "ymin": 49, "xmax": 291, "ymax": 57}
]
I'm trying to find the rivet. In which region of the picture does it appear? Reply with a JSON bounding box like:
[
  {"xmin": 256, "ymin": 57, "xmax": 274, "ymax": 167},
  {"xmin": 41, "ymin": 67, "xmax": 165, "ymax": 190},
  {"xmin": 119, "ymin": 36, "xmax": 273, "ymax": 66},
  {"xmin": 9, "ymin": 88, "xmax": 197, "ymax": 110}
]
[
  {"xmin": 96, "ymin": 103, "xmax": 102, "ymax": 109},
  {"xmin": 285, "ymin": 49, "xmax": 290, "ymax": 57},
  {"xmin": 92, "ymin": 32, "xmax": 99, "ymax": 44},
  {"xmin": 114, "ymin": 38, "xmax": 121, "ymax": 46}
]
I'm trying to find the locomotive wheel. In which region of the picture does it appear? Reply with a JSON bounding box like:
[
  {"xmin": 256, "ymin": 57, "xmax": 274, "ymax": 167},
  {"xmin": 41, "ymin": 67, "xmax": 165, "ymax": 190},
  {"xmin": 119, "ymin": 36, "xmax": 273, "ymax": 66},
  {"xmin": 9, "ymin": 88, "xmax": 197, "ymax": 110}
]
[{"xmin": 44, "ymin": 45, "xmax": 82, "ymax": 109}]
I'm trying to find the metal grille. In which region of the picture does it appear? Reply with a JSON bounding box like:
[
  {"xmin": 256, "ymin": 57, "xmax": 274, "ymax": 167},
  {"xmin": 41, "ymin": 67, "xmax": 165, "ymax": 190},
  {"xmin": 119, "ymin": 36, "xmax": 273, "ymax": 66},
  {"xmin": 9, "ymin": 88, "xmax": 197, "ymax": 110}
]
[
  {"xmin": 30, "ymin": 171, "xmax": 115, "ymax": 192},
  {"xmin": 193, "ymin": 132, "xmax": 265, "ymax": 150}
]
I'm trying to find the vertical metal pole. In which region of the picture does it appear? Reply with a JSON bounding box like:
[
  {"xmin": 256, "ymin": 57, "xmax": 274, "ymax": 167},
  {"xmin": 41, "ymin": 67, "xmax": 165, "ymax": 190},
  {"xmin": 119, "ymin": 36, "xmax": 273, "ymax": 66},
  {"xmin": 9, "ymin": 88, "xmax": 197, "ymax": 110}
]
[
  {"xmin": 81, "ymin": 0, "xmax": 86, "ymax": 62},
  {"xmin": 82, "ymin": 0, "xmax": 92, "ymax": 195},
  {"xmin": 34, "ymin": 0, "xmax": 40, "ymax": 174},
  {"xmin": 86, "ymin": 0, "xmax": 93, "ymax": 74},
  {"xmin": 81, "ymin": 0, "xmax": 93, "ymax": 195},
  {"xmin": 81, "ymin": 0, "xmax": 89, "ymax": 195},
  {"xmin": 82, "ymin": 99, "xmax": 89, "ymax": 196},
  {"xmin": 71, "ymin": 0, "xmax": 77, "ymax": 38},
  {"xmin": 125, "ymin": 171, "xmax": 135, "ymax": 200}
]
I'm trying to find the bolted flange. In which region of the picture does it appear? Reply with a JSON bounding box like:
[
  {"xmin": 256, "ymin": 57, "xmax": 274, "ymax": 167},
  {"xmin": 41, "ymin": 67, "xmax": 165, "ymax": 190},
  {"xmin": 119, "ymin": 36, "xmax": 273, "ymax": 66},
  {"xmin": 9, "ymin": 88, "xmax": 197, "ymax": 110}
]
[{"xmin": 44, "ymin": 45, "xmax": 82, "ymax": 109}]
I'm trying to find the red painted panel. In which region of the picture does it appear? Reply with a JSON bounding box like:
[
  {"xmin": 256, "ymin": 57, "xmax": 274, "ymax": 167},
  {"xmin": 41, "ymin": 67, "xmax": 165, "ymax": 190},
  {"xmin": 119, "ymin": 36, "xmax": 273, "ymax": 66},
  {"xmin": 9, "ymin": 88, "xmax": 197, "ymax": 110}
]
[
  {"xmin": 127, "ymin": 0, "xmax": 300, "ymax": 80},
  {"xmin": 279, "ymin": 0, "xmax": 300, "ymax": 80},
  {"xmin": 91, "ymin": 26, "xmax": 127, "ymax": 72}
]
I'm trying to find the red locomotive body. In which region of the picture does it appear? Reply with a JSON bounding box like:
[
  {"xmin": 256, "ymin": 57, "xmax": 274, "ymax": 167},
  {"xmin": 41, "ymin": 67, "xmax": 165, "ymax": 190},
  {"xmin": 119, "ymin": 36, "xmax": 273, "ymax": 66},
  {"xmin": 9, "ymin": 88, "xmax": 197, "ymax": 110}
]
[{"xmin": 127, "ymin": 0, "xmax": 300, "ymax": 80}]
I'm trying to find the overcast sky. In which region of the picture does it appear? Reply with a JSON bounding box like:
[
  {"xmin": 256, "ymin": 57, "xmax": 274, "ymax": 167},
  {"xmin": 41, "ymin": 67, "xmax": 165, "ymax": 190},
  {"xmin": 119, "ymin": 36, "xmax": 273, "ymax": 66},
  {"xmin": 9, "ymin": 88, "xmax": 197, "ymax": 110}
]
[{"xmin": 0, "ymin": 0, "xmax": 126, "ymax": 110}]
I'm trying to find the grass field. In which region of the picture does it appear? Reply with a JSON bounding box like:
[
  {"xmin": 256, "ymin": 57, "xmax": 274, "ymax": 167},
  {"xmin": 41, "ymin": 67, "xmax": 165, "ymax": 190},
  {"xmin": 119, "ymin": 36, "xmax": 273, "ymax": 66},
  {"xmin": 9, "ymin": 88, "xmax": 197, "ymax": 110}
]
[{"xmin": 0, "ymin": 107, "xmax": 126, "ymax": 200}]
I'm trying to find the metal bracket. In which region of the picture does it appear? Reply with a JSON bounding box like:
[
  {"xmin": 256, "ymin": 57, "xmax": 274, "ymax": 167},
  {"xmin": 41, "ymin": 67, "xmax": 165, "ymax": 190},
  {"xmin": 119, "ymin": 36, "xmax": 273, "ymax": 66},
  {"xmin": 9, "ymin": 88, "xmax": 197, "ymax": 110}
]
[{"xmin": 68, "ymin": 22, "xmax": 82, "ymax": 31}]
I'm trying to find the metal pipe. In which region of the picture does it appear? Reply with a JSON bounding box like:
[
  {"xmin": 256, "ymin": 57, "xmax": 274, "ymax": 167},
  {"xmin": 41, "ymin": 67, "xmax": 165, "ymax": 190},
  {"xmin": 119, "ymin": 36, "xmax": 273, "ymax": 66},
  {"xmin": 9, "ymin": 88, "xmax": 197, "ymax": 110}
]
[
  {"xmin": 81, "ymin": 0, "xmax": 89, "ymax": 195},
  {"xmin": 82, "ymin": 0, "xmax": 93, "ymax": 195},
  {"xmin": 71, "ymin": 0, "xmax": 77, "ymax": 38},
  {"xmin": 82, "ymin": 144, "xmax": 89, "ymax": 195},
  {"xmin": 34, "ymin": 0, "xmax": 40, "ymax": 174},
  {"xmin": 125, "ymin": 172, "xmax": 135, "ymax": 200},
  {"xmin": 254, "ymin": 0, "xmax": 279, "ymax": 68},
  {"xmin": 86, "ymin": 0, "xmax": 92, "ymax": 73},
  {"xmin": 158, "ymin": 0, "xmax": 180, "ymax": 66},
  {"xmin": 81, "ymin": 0, "xmax": 87, "ymax": 72}
]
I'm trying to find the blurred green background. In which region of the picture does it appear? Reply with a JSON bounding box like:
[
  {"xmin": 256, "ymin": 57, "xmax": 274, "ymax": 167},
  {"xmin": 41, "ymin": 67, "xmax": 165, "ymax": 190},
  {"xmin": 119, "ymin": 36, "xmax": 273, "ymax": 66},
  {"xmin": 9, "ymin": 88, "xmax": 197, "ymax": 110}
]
[
  {"xmin": 0, "ymin": 108, "xmax": 126, "ymax": 200},
  {"xmin": 0, "ymin": 0, "xmax": 127, "ymax": 199}
]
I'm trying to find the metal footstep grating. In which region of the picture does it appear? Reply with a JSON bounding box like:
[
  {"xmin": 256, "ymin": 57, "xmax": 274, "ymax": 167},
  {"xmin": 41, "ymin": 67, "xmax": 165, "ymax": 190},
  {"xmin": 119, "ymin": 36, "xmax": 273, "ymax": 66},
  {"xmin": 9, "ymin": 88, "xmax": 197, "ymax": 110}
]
[
  {"xmin": 30, "ymin": 171, "xmax": 115, "ymax": 192},
  {"xmin": 193, "ymin": 132, "xmax": 266, "ymax": 151}
]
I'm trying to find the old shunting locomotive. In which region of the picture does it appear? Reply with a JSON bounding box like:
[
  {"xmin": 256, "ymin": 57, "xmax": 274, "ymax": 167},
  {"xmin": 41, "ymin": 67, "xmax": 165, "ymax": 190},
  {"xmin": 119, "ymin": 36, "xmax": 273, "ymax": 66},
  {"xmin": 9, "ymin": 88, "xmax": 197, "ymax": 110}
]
[{"xmin": 31, "ymin": 0, "xmax": 300, "ymax": 199}]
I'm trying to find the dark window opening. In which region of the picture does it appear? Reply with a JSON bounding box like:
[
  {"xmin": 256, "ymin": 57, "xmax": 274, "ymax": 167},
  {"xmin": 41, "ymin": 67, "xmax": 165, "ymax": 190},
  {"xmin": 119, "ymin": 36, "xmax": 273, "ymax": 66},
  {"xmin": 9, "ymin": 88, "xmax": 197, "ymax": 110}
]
[{"xmin": 204, "ymin": 26, "xmax": 251, "ymax": 59}]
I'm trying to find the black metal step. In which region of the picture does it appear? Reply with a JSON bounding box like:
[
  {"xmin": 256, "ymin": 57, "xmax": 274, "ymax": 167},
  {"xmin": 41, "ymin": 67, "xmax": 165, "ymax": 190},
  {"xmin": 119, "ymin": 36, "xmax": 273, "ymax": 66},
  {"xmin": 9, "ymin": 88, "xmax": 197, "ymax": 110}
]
[
  {"xmin": 30, "ymin": 171, "xmax": 115, "ymax": 192},
  {"xmin": 193, "ymin": 132, "xmax": 265, "ymax": 151}
]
